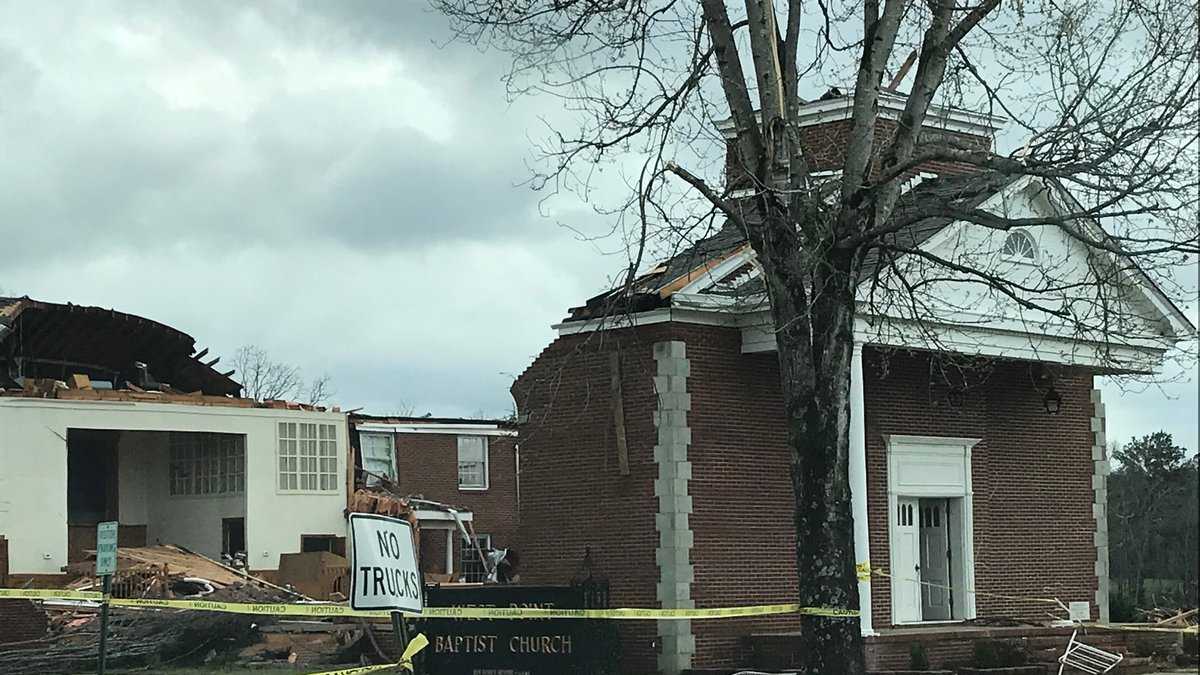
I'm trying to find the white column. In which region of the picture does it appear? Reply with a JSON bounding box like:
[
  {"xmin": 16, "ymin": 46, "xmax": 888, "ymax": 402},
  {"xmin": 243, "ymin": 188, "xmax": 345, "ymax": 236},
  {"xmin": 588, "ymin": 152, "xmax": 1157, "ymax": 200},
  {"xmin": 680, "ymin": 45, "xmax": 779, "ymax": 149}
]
[
  {"xmin": 445, "ymin": 528, "xmax": 454, "ymax": 576},
  {"xmin": 849, "ymin": 342, "xmax": 875, "ymax": 635}
]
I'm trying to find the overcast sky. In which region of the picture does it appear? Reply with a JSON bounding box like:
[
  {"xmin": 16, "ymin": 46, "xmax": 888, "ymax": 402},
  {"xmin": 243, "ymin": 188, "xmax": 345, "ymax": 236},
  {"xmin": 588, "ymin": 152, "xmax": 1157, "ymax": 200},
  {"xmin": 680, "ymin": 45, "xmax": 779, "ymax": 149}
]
[{"xmin": 1, "ymin": 2, "xmax": 1195, "ymax": 453}]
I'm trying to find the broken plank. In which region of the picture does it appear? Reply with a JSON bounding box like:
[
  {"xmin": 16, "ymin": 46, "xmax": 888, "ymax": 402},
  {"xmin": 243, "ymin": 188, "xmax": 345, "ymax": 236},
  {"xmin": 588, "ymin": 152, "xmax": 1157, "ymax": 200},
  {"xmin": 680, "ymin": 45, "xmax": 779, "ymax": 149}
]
[{"xmin": 610, "ymin": 352, "xmax": 630, "ymax": 476}]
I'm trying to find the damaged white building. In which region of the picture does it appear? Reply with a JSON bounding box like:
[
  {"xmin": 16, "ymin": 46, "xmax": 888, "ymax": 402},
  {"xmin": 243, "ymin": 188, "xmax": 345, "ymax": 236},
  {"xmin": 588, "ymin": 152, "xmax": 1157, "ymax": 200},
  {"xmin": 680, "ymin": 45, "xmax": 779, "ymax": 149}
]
[{"xmin": 0, "ymin": 296, "xmax": 349, "ymax": 577}]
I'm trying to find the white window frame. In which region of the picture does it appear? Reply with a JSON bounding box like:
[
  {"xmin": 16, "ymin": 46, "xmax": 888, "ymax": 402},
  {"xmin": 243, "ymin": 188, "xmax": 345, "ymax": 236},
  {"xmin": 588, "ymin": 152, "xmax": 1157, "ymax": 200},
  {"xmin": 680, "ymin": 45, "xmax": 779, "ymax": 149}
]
[
  {"xmin": 885, "ymin": 434, "xmax": 980, "ymax": 625},
  {"xmin": 278, "ymin": 422, "xmax": 339, "ymax": 494},
  {"xmin": 1000, "ymin": 230, "xmax": 1038, "ymax": 263},
  {"xmin": 360, "ymin": 432, "xmax": 396, "ymax": 485},
  {"xmin": 169, "ymin": 433, "xmax": 245, "ymax": 497},
  {"xmin": 460, "ymin": 534, "xmax": 492, "ymax": 583},
  {"xmin": 456, "ymin": 435, "xmax": 489, "ymax": 490}
]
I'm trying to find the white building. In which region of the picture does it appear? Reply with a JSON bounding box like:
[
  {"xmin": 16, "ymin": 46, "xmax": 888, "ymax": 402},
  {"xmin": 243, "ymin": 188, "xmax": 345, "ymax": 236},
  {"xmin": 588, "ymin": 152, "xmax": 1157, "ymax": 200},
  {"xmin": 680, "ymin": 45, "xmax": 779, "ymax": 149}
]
[{"xmin": 0, "ymin": 297, "xmax": 349, "ymax": 576}]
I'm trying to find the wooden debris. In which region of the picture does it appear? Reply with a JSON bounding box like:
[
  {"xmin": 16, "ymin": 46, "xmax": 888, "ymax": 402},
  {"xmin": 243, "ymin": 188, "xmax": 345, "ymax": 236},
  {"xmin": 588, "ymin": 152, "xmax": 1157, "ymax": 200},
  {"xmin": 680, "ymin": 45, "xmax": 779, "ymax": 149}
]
[
  {"xmin": 609, "ymin": 352, "xmax": 630, "ymax": 476},
  {"xmin": 1150, "ymin": 607, "xmax": 1197, "ymax": 626},
  {"xmin": 67, "ymin": 374, "xmax": 91, "ymax": 390}
]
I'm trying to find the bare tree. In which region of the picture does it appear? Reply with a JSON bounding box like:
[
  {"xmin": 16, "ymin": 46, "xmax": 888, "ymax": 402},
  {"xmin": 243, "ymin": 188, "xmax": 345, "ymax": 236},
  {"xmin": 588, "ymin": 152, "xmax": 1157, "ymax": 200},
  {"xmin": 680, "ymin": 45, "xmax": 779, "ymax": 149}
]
[
  {"xmin": 431, "ymin": 1, "xmax": 1198, "ymax": 671},
  {"xmin": 305, "ymin": 373, "xmax": 335, "ymax": 406},
  {"xmin": 231, "ymin": 344, "xmax": 334, "ymax": 405}
]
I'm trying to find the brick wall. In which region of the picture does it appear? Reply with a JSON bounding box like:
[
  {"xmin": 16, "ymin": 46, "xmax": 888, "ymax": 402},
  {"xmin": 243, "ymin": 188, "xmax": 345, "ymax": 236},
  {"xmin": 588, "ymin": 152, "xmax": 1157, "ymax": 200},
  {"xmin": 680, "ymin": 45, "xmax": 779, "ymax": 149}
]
[
  {"xmin": 676, "ymin": 324, "xmax": 804, "ymax": 668},
  {"xmin": 512, "ymin": 324, "xmax": 675, "ymax": 675},
  {"xmin": 862, "ymin": 348, "xmax": 1098, "ymax": 627},
  {"xmin": 516, "ymin": 321, "xmax": 1100, "ymax": 673},
  {"xmin": 387, "ymin": 432, "xmax": 519, "ymax": 575},
  {"xmin": 0, "ymin": 537, "xmax": 48, "ymax": 645},
  {"xmin": 726, "ymin": 115, "xmax": 993, "ymax": 190}
]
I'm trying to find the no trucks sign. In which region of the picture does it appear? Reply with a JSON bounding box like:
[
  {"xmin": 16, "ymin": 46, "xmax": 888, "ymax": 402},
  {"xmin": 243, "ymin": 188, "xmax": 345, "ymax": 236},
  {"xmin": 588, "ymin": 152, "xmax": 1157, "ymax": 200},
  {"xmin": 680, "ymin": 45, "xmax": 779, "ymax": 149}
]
[{"xmin": 349, "ymin": 513, "xmax": 423, "ymax": 613}]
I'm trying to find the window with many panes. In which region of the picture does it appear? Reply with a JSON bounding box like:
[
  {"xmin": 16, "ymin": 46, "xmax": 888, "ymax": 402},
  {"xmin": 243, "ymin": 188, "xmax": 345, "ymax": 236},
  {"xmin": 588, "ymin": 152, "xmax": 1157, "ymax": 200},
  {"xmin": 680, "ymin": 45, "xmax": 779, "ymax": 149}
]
[
  {"xmin": 1001, "ymin": 230, "xmax": 1037, "ymax": 262},
  {"xmin": 460, "ymin": 534, "xmax": 491, "ymax": 582},
  {"xmin": 457, "ymin": 435, "xmax": 488, "ymax": 489},
  {"xmin": 169, "ymin": 433, "xmax": 245, "ymax": 496},
  {"xmin": 278, "ymin": 422, "xmax": 339, "ymax": 492},
  {"xmin": 360, "ymin": 432, "xmax": 396, "ymax": 485}
]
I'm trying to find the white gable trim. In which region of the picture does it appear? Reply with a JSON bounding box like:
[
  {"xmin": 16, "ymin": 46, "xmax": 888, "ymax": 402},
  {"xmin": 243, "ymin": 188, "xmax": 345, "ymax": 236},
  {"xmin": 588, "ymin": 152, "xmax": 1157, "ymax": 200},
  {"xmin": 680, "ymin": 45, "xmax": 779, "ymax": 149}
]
[
  {"xmin": 553, "ymin": 307, "xmax": 738, "ymax": 336},
  {"xmin": 1036, "ymin": 180, "xmax": 1196, "ymax": 339},
  {"xmin": 675, "ymin": 248, "xmax": 758, "ymax": 295}
]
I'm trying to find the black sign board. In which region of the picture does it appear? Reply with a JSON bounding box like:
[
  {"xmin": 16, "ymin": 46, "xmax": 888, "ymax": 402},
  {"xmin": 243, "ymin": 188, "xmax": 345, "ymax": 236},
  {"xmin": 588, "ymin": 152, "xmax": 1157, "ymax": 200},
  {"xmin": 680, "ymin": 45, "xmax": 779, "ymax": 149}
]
[{"xmin": 419, "ymin": 582, "xmax": 618, "ymax": 675}]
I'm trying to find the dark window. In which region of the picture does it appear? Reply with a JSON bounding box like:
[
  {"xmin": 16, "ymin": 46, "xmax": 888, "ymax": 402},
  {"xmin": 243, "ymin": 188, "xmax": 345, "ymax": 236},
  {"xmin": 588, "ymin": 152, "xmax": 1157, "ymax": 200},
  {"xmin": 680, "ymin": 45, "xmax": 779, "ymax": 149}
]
[
  {"xmin": 301, "ymin": 535, "xmax": 346, "ymax": 557},
  {"xmin": 223, "ymin": 518, "xmax": 246, "ymax": 556}
]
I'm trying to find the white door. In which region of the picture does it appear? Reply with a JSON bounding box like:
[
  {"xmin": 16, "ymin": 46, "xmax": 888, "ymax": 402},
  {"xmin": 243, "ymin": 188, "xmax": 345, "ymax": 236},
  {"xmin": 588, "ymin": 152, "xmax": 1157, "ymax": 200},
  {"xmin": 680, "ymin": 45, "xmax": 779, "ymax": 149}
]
[
  {"xmin": 893, "ymin": 497, "xmax": 922, "ymax": 623},
  {"xmin": 919, "ymin": 499, "xmax": 951, "ymax": 620}
]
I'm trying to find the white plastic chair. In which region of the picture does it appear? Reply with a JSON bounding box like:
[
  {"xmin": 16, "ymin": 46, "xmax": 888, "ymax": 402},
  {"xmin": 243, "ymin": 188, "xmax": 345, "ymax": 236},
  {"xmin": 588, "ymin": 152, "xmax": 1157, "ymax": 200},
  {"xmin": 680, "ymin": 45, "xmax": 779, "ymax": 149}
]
[{"xmin": 1058, "ymin": 629, "xmax": 1123, "ymax": 674}]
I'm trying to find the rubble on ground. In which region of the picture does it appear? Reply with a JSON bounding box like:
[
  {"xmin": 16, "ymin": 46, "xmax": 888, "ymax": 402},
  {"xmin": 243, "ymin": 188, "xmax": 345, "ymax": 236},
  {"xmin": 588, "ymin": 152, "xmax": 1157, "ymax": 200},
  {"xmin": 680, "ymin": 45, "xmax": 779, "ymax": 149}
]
[{"xmin": 0, "ymin": 545, "xmax": 382, "ymax": 673}]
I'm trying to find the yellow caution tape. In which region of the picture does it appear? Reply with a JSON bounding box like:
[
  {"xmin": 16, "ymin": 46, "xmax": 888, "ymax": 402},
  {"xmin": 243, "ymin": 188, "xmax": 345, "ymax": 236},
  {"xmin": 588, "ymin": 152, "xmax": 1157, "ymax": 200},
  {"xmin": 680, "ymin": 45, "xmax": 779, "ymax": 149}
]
[
  {"xmin": 398, "ymin": 633, "xmax": 429, "ymax": 671},
  {"xmin": 0, "ymin": 589, "xmax": 855, "ymax": 620},
  {"xmin": 855, "ymin": 562, "xmax": 872, "ymax": 582},
  {"xmin": 0, "ymin": 588, "xmax": 102, "ymax": 600},
  {"xmin": 861, "ymin": 571, "xmax": 1198, "ymax": 635},
  {"xmin": 306, "ymin": 633, "xmax": 429, "ymax": 674},
  {"xmin": 306, "ymin": 665, "xmax": 399, "ymax": 675}
]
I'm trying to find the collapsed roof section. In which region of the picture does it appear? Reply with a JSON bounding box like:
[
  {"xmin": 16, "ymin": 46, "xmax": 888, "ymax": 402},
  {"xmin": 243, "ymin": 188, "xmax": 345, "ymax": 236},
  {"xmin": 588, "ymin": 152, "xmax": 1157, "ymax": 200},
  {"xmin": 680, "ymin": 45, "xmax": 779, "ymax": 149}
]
[
  {"xmin": 564, "ymin": 171, "xmax": 1014, "ymax": 323},
  {"xmin": 0, "ymin": 296, "xmax": 242, "ymax": 396}
]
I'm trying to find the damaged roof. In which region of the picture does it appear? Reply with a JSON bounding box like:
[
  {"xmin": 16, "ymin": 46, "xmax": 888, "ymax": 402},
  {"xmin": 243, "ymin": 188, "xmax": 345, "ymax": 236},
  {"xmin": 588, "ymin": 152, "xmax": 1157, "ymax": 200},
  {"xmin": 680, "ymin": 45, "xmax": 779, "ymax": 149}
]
[
  {"xmin": 565, "ymin": 171, "xmax": 1016, "ymax": 322},
  {"xmin": 0, "ymin": 295, "xmax": 242, "ymax": 396}
]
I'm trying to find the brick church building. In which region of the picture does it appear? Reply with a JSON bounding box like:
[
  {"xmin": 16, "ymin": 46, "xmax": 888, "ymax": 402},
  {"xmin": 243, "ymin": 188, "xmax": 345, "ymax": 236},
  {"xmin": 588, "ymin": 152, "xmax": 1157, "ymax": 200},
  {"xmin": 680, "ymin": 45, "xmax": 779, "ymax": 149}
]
[{"xmin": 510, "ymin": 93, "xmax": 1193, "ymax": 674}]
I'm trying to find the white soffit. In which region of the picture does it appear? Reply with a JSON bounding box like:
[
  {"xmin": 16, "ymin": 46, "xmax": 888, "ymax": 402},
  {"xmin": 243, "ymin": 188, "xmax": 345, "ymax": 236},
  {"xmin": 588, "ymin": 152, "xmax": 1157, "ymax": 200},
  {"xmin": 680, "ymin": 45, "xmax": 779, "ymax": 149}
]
[{"xmin": 355, "ymin": 423, "xmax": 516, "ymax": 437}]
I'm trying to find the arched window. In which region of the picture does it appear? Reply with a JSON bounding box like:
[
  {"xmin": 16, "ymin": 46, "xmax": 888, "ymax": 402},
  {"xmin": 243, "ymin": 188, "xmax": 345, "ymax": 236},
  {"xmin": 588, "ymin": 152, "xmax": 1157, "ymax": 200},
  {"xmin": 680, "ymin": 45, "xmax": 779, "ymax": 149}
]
[{"xmin": 1001, "ymin": 230, "xmax": 1037, "ymax": 261}]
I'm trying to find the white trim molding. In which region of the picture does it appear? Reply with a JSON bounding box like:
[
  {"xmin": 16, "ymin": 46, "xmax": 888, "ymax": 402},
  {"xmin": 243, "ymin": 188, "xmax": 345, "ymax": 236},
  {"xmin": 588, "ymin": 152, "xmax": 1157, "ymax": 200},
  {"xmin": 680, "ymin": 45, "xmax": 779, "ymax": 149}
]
[
  {"xmin": 885, "ymin": 434, "xmax": 981, "ymax": 625},
  {"xmin": 849, "ymin": 343, "xmax": 875, "ymax": 636},
  {"xmin": 413, "ymin": 509, "xmax": 475, "ymax": 525},
  {"xmin": 739, "ymin": 312, "xmax": 1169, "ymax": 373},
  {"xmin": 354, "ymin": 422, "xmax": 517, "ymax": 437},
  {"xmin": 553, "ymin": 306, "xmax": 737, "ymax": 337}
]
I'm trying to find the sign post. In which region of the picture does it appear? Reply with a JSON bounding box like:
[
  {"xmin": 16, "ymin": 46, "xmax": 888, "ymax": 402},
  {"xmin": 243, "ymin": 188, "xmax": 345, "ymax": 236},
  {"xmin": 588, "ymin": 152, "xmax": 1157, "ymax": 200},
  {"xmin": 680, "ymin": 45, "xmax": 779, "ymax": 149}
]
[
  {"xmin": 349, "ymin": 513, "xmax": 423, "ymax": 672},
  {"xmin": 95, "ymin": 520, "xmax": 118, "ymax": 675}
]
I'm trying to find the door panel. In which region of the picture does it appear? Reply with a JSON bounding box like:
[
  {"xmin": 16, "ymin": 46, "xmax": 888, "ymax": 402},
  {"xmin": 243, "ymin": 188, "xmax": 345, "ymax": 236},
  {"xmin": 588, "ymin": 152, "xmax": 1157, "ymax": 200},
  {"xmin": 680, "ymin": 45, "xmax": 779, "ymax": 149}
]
[
  {"xmin": 893, "ymin": 497, "xmax": 921, "ymax": 623},
  {"xmin": 919, "ymin": 499, "xmax": 951, "ymax": 621}
]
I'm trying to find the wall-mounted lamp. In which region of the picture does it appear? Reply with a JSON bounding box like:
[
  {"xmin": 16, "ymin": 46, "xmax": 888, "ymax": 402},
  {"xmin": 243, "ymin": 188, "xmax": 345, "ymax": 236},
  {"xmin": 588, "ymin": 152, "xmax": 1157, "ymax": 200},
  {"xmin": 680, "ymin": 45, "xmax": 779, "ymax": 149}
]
[
  {"xmin": 1043, "ymin": 386, "xmax": 1063, "ymax": 415},
  {"xmin": 945, "ymin": 389, "xmax": 965, "ymax": 409}
]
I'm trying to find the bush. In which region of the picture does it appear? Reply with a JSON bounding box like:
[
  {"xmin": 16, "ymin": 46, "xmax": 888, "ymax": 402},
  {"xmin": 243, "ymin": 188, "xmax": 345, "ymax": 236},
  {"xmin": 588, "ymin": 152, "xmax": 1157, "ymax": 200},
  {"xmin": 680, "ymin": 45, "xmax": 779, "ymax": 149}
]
[
  {"xmin": 909, "ymin": 642, "xmax": 930, "ymax": 670},
  {"xmin": 973, "ymin": 639, "xmax": 1028, "ymax": 668}
]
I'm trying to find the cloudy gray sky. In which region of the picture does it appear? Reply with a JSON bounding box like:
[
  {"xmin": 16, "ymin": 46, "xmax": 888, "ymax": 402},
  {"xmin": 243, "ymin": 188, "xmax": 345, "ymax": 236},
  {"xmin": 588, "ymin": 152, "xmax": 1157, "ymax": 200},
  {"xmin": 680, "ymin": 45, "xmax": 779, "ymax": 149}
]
[{"xmin": 1, "ymin": 1, "xmax": 1195, "ymax": 452}]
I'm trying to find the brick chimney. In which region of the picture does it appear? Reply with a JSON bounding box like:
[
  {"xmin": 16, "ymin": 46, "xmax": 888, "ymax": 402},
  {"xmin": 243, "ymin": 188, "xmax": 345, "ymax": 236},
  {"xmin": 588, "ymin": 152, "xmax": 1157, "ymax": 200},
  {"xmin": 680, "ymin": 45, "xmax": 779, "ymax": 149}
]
[{"xmin": 720, "ymin": 89, "xmax": 1006, "ymax": 191}]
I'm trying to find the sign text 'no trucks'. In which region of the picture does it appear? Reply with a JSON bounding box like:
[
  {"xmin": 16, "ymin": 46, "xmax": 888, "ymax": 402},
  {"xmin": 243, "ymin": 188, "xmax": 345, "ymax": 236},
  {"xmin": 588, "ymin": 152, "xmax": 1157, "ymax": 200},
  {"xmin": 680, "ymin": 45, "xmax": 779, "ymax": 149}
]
[{"xmin": 349, "ymin": 513, "xmax": 422, "ymax": 613}]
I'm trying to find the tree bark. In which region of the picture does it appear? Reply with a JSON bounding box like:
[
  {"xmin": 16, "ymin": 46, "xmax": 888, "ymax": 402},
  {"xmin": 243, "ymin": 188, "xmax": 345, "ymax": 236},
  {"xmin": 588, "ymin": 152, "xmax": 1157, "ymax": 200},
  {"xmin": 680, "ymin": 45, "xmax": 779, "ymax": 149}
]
[{"xmin": 761, "ymin": 214, "xmax": 865, "ymax": 674}]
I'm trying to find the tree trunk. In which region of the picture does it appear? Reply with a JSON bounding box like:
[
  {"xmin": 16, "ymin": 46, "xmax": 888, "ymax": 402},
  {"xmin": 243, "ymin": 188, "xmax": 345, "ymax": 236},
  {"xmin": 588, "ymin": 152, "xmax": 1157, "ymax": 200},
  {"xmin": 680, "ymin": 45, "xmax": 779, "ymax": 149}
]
[{"xmin": 769, "ymin": 251, "xmax": 865, "ymax": 674}]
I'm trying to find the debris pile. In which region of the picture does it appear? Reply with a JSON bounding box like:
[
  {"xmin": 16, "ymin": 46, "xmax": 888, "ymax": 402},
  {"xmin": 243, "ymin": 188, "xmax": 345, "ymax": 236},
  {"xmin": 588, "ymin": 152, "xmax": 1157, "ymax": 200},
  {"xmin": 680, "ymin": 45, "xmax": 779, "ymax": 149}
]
[
  {"xmin": 3, "ymin": 376, "xmax": 338, "ymax": 412},
  {"xmin": 0, "ymin": 545, "xmax": 381, "ymax": 673},
  {"xmin": 1142, "ymin": 607, "xmax": 1198, "ymax": 628},
  {"xmin": 61, "ymin": 544, "xmax": 281, "ymax": 599},
  {"xmin": 0, "ymin": 597, "xmax": 260, "ymax": 674}
]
